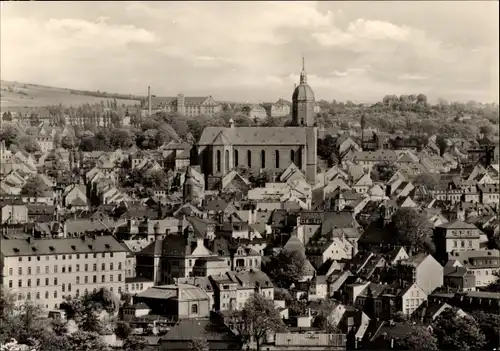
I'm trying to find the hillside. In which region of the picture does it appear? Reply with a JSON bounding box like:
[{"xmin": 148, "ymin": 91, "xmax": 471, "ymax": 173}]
[{"xmin": 0, "ymin": 80, "xmax": 142, "ymax": 111}]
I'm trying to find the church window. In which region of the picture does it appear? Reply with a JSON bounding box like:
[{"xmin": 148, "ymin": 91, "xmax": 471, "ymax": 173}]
[
  {"xmin": 216, "ymin": 150, "xmax": 221, "ymax": 172},
  {"xmin": 234, "ymin": 150, "xmax": 239, "ymax": 167},
  {"xmin": 290, "ymin": 150, "xmax": 295, "ymax": 163},
  {"xmin": 247, "ymin": 150, "xmax": 252, "ymax": 168},
  {"xmin": 261, "ymin": 150, "xmax": 266, "ymax": 168},
  {"xmin": 225, "ymin": 150, "xmax": 230, "ymax": 171},
  {"xmin": 275, "ymin": 150, "xmax": 280, "ymax": 168}
]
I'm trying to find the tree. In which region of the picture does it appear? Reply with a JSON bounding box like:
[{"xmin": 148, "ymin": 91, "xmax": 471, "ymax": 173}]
[
  {"xmin": 370, "ymin": 163, "xmax": 397, "ymax": 182},
  {"xmin": 123, "ymin": 335, "xmax": 150, "ymax": 351},
  {"xmin": 263, "ymin": 249, "xmax": 306, "ymax": 289},
  {"xmin": 484, "ymin": 270, "xmax": 500, "ymax": 292},
  {"xmin": 412, "ymin": 172, "xmax": 439, "ymax": 190},
  {"xmin": 21, "ymin": 175, "xmax": 48, "ymax": 197},
  {"xmin": 362, "ymin": 287, "xmax": 375, "ymax": 319},
  {"xmin": 479, "ymin": 124, "xmax": 494, "ymax": 137},
  {"xmin": 391, "ymin": 208, "xmax": 435, "ymax": 254},
  {"xmin": 188, "ymin": 337, "xmax": 210, "ymax": 351},
  {"xmin": 114, "ymin": 321, "xmax": 132, "ymax": 340},
  {"xmin": 416, "ymin": 94, "xmax": 428, "ymax": 105},
  {"xmin": 238, "ymin": 293, "xmax": 286, "ymax": 351},
  {"xmin": 471, "ymin": 311, "xmax": 500, "ymax": 350},
  {"xmin": 312, "ymin": 300, "xmax": 341, "ymax": 333},
  {"xmin": 393, "ymin": 324, "xmax": 438, "ymax": 350},
  {"xmin": 61, "ymin": 134, "xmax": 76, "ymax": 149},
  {"xmin": 433, "ymin": 309, "xmax": 486, "ymax": 351},
  {"xmin": 66, "ymin": 331, "xmax": 109, "ymax": 351},
  {"xmin": 435, "ymin": 135, "xmax": 448, "ymax": 156},
  {"xmin": 12, "ymin": 134, "xmax": 40, "ymax": 153}
]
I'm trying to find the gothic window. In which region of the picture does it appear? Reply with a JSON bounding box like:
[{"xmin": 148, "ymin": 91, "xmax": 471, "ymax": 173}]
[
  {"xmin": 234, "ymin": 150, "xmax": 239, "ymax": 167},
  {"xmin": 247, "ymin": 150, "xmax": 252, "ymax": 168},
  {"xmin": 216, "ymin": 150, "xmax": 221, "ymax": 172},
  {"xmin": 290, "ymin": 150, "xmax": 295, "ymax": 163},
  {"xmin": 225, "ymin": 150, "xmax": 230, "ymax": 171},
  {"xmin": 275, "ymin": 150, "xmax": 280, "ymax": 168},
  {"xmin": 261, "ymin": 150, "xmax": 266, "ymax": 168}
]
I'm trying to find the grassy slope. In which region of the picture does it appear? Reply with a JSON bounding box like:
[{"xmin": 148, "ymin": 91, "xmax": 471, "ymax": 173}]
[{"xmin": 0, "ymin": 81, "xmax": 141, "ymax": 112}]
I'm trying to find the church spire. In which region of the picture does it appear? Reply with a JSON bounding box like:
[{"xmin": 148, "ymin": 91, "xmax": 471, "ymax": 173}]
[{"xmin": 300, "ymin": 56, "xmax": 307, "ymax": 85}]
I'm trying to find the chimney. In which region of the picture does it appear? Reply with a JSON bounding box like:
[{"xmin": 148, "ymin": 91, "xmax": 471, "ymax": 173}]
[{"xmin": 148, "ymin": 86, "xmax": 152, "ymax": 117}]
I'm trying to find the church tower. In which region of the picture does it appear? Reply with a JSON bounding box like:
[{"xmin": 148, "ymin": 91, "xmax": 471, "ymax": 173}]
[
  {"xmin": 291, "ymin": 57, "xmax": 316, "ymax": 127},
  {"xmin": 291, "ymin": 57, "xmax": 317, "ymax": 186}
]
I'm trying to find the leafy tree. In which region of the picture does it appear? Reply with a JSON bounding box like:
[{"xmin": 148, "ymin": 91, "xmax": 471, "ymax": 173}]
[
  {"xmin": 0, "ymin": 125, "xmax": 19, "ymax": 147},
  {"xmin": 479, "ymin": 124, "xmax": 494, "ymax": 137},
  {"xmin": 392, "ymin": 208, "xmax": 435, "ymax": 254},
  {"xmin": 484, "ymin": 270, "xmax": 500, "ymax": 292},
  {"xmin": 435, "ymin": 135, "xmax": 448, "ymax": 156},
  {"xmin": 114, "ymin": 321, "xmax": 132, "ymax": 340},
  {"xmin": 65, "ymin": 331, "xmax": 109, "ymax": 351},
  {"xmin": 21, "ymin": 175, "xmax": 48, "ymax": 197},
  {"xmin": 370, "ymin": 163, "xmax": 397, "ymax": 182},
  {"xmin": 471, "ymin": 311, "xmax": 500, "ymax": 350},
  {"xmin": 362, "ymin": 287, "xmax": 375, "ymax": 319},
  {"xmin": 188, "ymin": 337, "xmax": 210, "ymax": 351},
  {"xmin": 412, "ymin": 172, "xmax": 439, "ymax": 190},
  {"xmin": 238, "ymin": 293, "xmax": 286, "ymax": 351},
  {"xmin": 263, "ymin": 249, "xmax": 306, "ymax": 289},
  {"xmin": 416, "ymin": 94, "xmax": 428, "ymax": 105},
  {"xmin": 393, "ymin": 324, "xmax": 438, "ymax": 350},
  {"xmin": 312, "ymin": 300, "xmax": 341, "ymax": 332},
  {"xmin": 61, "ymin": 134, "xmax": 76, "ymax": 149},
  {"xmin": 12, "ymin": 134, "xmax": 40, "ymax": 153},
  {"xmin": 432, "ymin": 309, "xmax": 486, "ymax": 351},
  {"xmin": 122, "ymin": 335, "xmax": 150, "ymax": 351}
]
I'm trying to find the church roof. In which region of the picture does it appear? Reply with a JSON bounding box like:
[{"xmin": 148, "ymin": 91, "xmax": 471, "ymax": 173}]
[{"xmin": 198, "ymin": 127, "xmax": 307, "ymax": 146}]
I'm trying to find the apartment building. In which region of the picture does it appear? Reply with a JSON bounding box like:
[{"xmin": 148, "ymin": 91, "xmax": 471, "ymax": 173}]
[{"xmin": 1, "ymin": 235, "xmax": 127, "ymax": 310}]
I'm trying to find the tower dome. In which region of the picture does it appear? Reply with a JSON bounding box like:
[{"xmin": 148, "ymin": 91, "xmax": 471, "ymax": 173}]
[{"xmin": 291, "ymin": 57, "xmax": 316, "ymax": 127}]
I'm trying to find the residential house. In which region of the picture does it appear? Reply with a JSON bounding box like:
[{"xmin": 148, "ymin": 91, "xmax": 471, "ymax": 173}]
[
  {"xmin": 434, "ymin": 221, "xmax": 483, "ymax": 256},
  {"xmin": 241, "ymin": 104, "xmax": 268, "ymax": 120},
  {"xmin": 395, "ymin": 254, "xmax": 443, "ymax": 294},
  {"xmin": 445, "ymin": 249, "xmax": 500, "ymax": 288},
  {"xmin": 478, "ymin": 184, "xmax": 500, "ymax": 206},
  {"xmin": 1, "ymin": 200, "xmax": 28, "ymax": 224}
]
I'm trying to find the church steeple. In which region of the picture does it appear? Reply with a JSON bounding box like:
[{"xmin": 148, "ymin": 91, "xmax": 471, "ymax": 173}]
[{"xmin": 300, "ymin": 56, "xmax": 307, "ymax": 84}]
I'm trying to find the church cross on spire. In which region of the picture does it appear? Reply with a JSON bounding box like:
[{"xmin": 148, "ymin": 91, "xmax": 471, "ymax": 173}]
[{"xmin": 300, "ymin": 56, "xmax": 307, "ymax": 85}]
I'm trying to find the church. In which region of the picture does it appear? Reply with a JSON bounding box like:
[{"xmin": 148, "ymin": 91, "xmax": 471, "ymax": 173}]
[{"xmin": 196, "ymin": 59, "xmax": 318, "ymax": 189}]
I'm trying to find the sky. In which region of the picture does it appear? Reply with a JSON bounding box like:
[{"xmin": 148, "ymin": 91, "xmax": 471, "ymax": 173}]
[{"xmin": 1, "ymin": 1, "xmax": 498, "ymax": 104}]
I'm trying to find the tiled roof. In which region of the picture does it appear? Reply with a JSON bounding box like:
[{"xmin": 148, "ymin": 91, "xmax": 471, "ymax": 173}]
[
  {"xmin": 437, "ymin": 221, "xmax": 478, "ymax": 230},
  {"xmin": 198, "ymin": 127, "xmax": 307, "ymax": 146},
  {"xmin": 160, "ymin": 318, "xmax": 240, "ymax": 342},
  {"xmin": 0, "ymin": 236, "xmax": 126, "ymax": 257},
  {"xmin": 137, "ymin": 284, "xmax": 209, "ymax": 301}
]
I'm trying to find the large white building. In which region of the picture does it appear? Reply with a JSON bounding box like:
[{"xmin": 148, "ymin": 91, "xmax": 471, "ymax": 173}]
[{"xmin": 1, "ymin": 236, "xmax": 127, "ymax": 310}]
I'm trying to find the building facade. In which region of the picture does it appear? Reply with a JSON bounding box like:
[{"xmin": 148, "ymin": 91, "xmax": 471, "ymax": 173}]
[
  {"xmin": 141, "ymin": 94, "xmax": 221, "ymax": 117},
  {"xmin": 1, "ymin": 236, "xmax": 127, "ymax": 310}
]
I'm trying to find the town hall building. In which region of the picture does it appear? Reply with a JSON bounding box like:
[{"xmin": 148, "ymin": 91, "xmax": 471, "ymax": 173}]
[{"xmin": 196, "ymin": 59, "xmax": 318, "ymax": 189}]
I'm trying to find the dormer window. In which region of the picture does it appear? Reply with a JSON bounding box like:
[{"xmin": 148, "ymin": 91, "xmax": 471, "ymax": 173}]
[{"xmin": 71, "ymin": 245, "xmax": 76, "ymax": 251}]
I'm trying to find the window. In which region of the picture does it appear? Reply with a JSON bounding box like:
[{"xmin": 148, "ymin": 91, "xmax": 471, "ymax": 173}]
[
  {"xmin": 93, "ymin": 276, "xmax": 97, "ymax": 283},
  {"xmin": 85, "ymin": 264, "xmax": 88, "ymax": 272},
  {"xmin": 76, "ymin": 276, "xmax": 80, "ymax": 284},
  {"xmin": 36, "ymin": 278, "xmax": 40, "ymax": 287},
  {"xmin": 290, "ymin": 150, "xmax": 295, "ymax": 163},
  {"xmin": 191, "ymin": 304, "xmax": 198, "ymax": 314},
  {"xmin": 468, "ymin": 240, "xmax": 473, "ymax": 247},
  {"xmin": 18, "ymin": 294, "xmax": 22, "ymax": 301},
  {"xmin": 68, "ymin": 283, "xmax": 71, "ymax": 292},
  {"xmin": 453, "ymin": 240, "xmax": 457, "ymax": 248},
  {"xmin": 18, "ymin": 267, "xmax": 22, "ymax": 275},
  {"xmin": 234, "ymin": 150, "xmax": 239, "ymax": 167},
  {"xmin": 36, "ymin": 266, "xmax": 40, "ymax": 274},
  {"xmin": 45, "ymin": 266, "xmax": 49, "ymax": 274},
  {"xmin": 275, "ymin": 150, "xmax": 280, "ymax": 168},
  {"xmin": 27, "ymin": 292, "xmax": 31, "ymax": 300},
  {"xmin": 118, "ymin": 274, "xmax": 122, "ymax": 282},
  {"xmin": 62, "ymin": 266, "xmax": 66, "ymax": 273},
  {"xmin": 8, "ymin": 280, "xmax": 12, "ymax": 288},
  {"xmin": 54, "ymin": 278, "xmax": 58, "ymax": 285},
  {"xmin": 45, "ymin": 278, "xmax": 49, "ymax": 286},
  {"xmin": 101, "ymin": 263, "xmax": 105, "ymax": 271},
  {"xmin": 110, "ymin": 275, "xmax": 113, "ymax": 282},
  {"xmin": 102, "ymin": 253, "xmax": 105, "ymax": 258},
  {"xmin": 216, "ymin": 150, "xmax": 221, "ymax": 172},
  {"xmin": 68, "ymin": 255, "xmax": 72, "ymax": 260},
  {"xmin": 54, "ymin": 266, "xmax": 58, "ymax": 273},
  {"xmin": 45, "ymin": 291, "xmax": 49, "ymax": 299},
  {"xmin": 54, "ymin": 291, "xmax": 57, "ymax": 298},
  {"xmin": 28, "ymin": 267, "xmax": 32, "ymax": 275},
  {"xmin": 62, "ymin": 284, "xmax": 65, "ymax": 293},
  {"xmin": 85, "ymin": 254, "xmax": 88, "ymax": 259},
  {"xmin": 110, "ymin": 263, "xmax": 113, "ymax": 270},
  {"xmin": 85, "ymin": 276, "xmax": 89, "ymax": 284},
  {"xmin": 118, "ymin": 263, "xmax": 122, "ymax": 270},
  {"xmin": 76, "ymin": 289, "xmax": 80, "ymax": 297},
  {"xmin": 93, "ymin": 264, "xmax": 97, "ymax": 271},
  {"xmin": 247, "ymin": 150, "xmax": 252, "ymax": 168},
  {"xmin": 110, "ymin": 252, "xmax": 113, "ymax": 258},
  {"xmin": 9, "ymin": 268, "xmax": 12, "ymax": 276},
  {"xmin": 102, "ymin": 275, "xmax": 105, "ymax": 283},
  {"xmin": 62, "ymin": 255, "xmax": 66, "ymax": 260},
  {"xmin": 28, "ymin": 257, "xmax": 31, "ymax": 262},
  {"xmin": 93, "ymin": 253, "xmax": 97, "ymax": 259},
  {"xmin": 261, "ymin": 150, "xmax": 266, "ymax": 168},
  {"xmin": 18, "ymin": 257, "xmax": 22, "ymax": 262}
]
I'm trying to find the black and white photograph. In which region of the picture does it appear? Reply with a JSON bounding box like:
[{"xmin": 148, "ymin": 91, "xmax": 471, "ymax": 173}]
[{"xmin": 0, "ymin": 1, "xmax": 499, "ymax": 350}]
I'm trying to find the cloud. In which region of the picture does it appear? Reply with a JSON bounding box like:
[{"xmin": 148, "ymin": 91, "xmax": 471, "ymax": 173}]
[{"xmin": 1, "ymin": 1, "xmax": 497, "ymax": 103}]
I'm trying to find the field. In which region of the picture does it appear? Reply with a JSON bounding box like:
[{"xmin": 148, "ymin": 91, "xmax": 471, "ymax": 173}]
[{"xmin": 0, "ymin": 80, "xmax": 142, "ymax": 112}]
